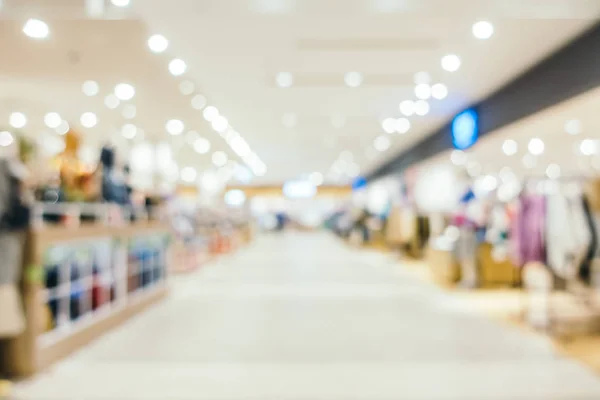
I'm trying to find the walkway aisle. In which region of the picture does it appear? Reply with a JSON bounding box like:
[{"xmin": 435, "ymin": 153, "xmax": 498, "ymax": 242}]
[{"xmin": 15, "ymin": 233, "xmax": 600, "ymax": 399}]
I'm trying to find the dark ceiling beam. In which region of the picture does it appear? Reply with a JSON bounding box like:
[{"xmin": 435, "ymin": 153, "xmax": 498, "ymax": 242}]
[{"xmin": 367, "ymin": 20, "xmax": 600, "ymax": 181}]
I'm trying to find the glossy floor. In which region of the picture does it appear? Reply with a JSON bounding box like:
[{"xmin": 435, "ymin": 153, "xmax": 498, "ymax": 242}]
[{"xmin": 15, "ymin": 232, "xmax": 600, "ymax": 399}]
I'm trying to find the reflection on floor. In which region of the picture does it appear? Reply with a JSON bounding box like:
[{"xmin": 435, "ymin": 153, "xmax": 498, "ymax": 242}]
[{"xmin": 14, "ymin": 232, "xmax": 600, "ymax": 399}]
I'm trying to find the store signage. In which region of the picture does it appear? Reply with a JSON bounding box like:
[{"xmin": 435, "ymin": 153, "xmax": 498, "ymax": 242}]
[
  {"xmin": 352, "ymin": 177, "xmax": 367, "ymax": 190},
  {"xmin": 451, "ymin": 109, "xmax": 479, "ymax": 150}
]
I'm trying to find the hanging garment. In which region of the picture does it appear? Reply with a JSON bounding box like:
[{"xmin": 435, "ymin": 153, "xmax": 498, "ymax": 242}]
[
  {"xmin": 0, "ymin": 232, "xmax": 26, "ymax": 338},
  {"xmin": 455, "ymin": 227, "xmax": 478, "ymax": 288},
  {"xmin": 546, "ymin": 193, "xmax": 591, "ymax": 279},
  {"xmin": 579, "ymin": 196, "xmax": 598, "ymax": 283},
  {"xmin": 510, "ymin": 195, "xmax": 546, "ymax": 267}
]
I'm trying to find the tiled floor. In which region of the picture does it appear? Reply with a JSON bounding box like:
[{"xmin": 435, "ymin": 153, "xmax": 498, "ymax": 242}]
[{"xmin": 14, "ymin": 232, "xmax": 600, "ymax": 399}]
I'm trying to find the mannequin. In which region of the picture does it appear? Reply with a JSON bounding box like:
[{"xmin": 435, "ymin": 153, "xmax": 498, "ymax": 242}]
[{"xmin": 0, "ymin": 136, "xmax": 32, "ymax": 339}]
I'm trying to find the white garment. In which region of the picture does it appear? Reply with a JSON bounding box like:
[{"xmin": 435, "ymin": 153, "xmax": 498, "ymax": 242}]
[{"xmin": 546, "ymin": 193, "xmax": 591, "ymax": 279}]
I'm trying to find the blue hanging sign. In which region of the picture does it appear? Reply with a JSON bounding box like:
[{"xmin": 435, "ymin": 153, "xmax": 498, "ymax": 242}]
[
  {"xmin": 451, "ymin": 109, "xmax": 479, "ymax": 150},
  {"xmin": 352, "ymin": 177, "xmax": 367, "ymax": 190}
]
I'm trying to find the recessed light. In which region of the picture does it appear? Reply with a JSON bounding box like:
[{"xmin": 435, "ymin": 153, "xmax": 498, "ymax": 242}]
[
  {"xmin": 104, "ymin": 94, "xmax": 120, "ymax": 109},
  {"xmin": 80, "ymin": 112, "xmax": 98, "ymax": 128},
  {"xmin": 169, "ymin": 59, "xmax": 187, "ymax": 76},
  {"xmin": 276, "ymin": 72, "xmax": 293, "ymax": 88},
  {"xmin": 23, "ymin": 19, "xmax": 49, "ymax": 39},
  {"xmin": 194, "ymin": 137, "xmax": 211, "ymax": 154},
  {"xmin": 180, "ymin": 167, "xmax": 197, "ymax": 183},
  {"xmin": 203, "ymin": 106, "xmax": 219, "ymax": 122},
  {"xmin": 564, "ymin": 119, "xmax": 582, "ymax": 135},
  {"xmin": 56, "ymin": 121, "xmax": 70, "ymax": 135},
  {"xmin": 179, "ymin": 80, "xmax": 195, "ymax": 95},
  {"xmin": 431, "ymin": 83, "xmax": 448, "ymax": 100},
  {"xmin": 212, "ymin": 151, "xmax": 228, "ymax": 167},
  {"xmin": 441, "ymin": 54, "xmax": 461, "ymax": 72},
  {"xmin": 0, "ymin": 131, "xmax": 14, "ymax": 147},
  {"xmin": 502, "ymin": 139, "xmax": 518, "ymax": 156},
  {"xmin": 382, "ymin": 118, "xmax": 396, "ymax": 134},
  {"xmin": 114, "ymin": 83, "xmax": 135, "ymax": 101},
  {"xmin": 166, "ymin": 119, "xmax": 184, "ymax": 135},
  {"xmin": 414, "ymin": 100, "xmax": 430, "ymax": 116},
  {"xmin": 344, "ymin": 72, "xmax": 363, "ymax": 88},
  {"xmin": 44, "ymin": 112, "xmax": 62, "ymax": 129},
  {"xmin": 374, "ymin": 135, "xmax": 391, "ymax": 152},
  {"xmin": 399, "ymin": 100, "xmax": 415, "ymax": 116},
  {"xmin": 580, "ymin": 139, "xmax": 596, "ymax": 156},
  {"xmin": 472, "ymin": 20, "xmax": 494, "ymax": 40},
  {"xmin": 111, "ymin": 0, "xmax": 131, "ymax": 7},
  {"xmin": 546, "ymin": 163, "xmax": 561, "ymax": 179},
  {"xmin": 450, "ymin": 150, "xmax": 467, "ymax": 165},
  {"xmin": 414, "ymin": 71, "xmax": 431, "ymax": 84},
  {"xmin": 395, "ymin": 118, "xmax": 410, "ymax": 134},
  {"xmin": 82, "ymin": 80, "xmax": 99, "ymax": 96},
  {"xmin": 148, "ymin": 34, "xmax": 168, "ymax": 53},
  {"xmin": 211, "ymin": 116, "xmax": 229, "ymax": 133},
  {"xmin": 414, "ymin": 83, "xmax": 431, "ymax": 100},
  {"xmin": 122, "ymin": 104, "xmax": 137, "ymax": 119},
  {"xmin": 9, "ymin": 112, "xmax": 27, "ymax": 128},
  {"xmin": 121, "ymin": 123, "xmax": 137, "ymax": 139},
  {"xmin": 191, "ymin": 95, "xmax": 207, "ymax": 110},
  {"xmin": 528, "ymin": 137, "xmax": 544, "ymax": 155}
]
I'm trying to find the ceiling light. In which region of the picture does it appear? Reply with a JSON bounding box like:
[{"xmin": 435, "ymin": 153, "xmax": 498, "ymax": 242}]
[
  {"xmin": 203, "ymin": 106, "xmax": 219, "ymax": 122},
  {"xmin": 523, "ymin": 154, "xmax": 536, "ymax": 169},
  {"xmin": 56, "ymin": 121, "xmax": 69, "ymax": 135},
  {"xmin": 431, "ymin": 83, "xmax": 448, "ymax": 100},
  {"xmin": 180, "ymin": 167, "xmax": 197, "ymax": 183},
  {"xmin": 9, "ymin": 112, "xmax": 27, "ymax": 128},
  {"xmin": 0, "ymin": 131, "xmax": 14, "ymax": 147},
  {"xmin": 528, "ymin": 137, "xmax": 544, "ymax": 155},
  {"xmin": 212, "ymin": 151, "xmax": 228, "ymax": 167},
  {"xmin": 382, "ymin": 118, "xmax": 396, "ymax": 134},
  {"xmin": 450, "ymin": 150, "xmax": 467, "ymax": 165},
  {"xmin": 472, "ymin": 20, "xmax": 494, "ymax": 40},
  {"xmin": 104, "ymin": 94, "xmax": 120, "ymax": 109},
  {"xmin": 231, "ymin": 136, "xmax": 251, "ymax": 157},
  {"xmin": 399, "ymin": 100, "xmax": 415, "ymax": 116},
  {"xmin": 110, "ymin": 0, "xmax": 130, "ymax": 7},
  {"xmin": 179, "ymin": 80, "xmax": 195, "ymax": 95},
  {"xmin": 414, "ymin": 71, "xmax": 431, "ymax": 84},
  {"xmin": 502, "ymin": 139, "xmax": 518, "ymax": 156},
  {"xmin": 331, "ymin": 114, "xmax": 346, "ymax": 129},
  {"xmin": 414, "ymin": 100, "xmax": 430, "ymax": 116},
  {"xmin": 565, "ymin": 119, "xmax": 582, "ymax": 135},
  {"xmin": 121, "ymin": 124, "xmax": 137, "ymax": 139},
  {"xmin": 148, "ymin": 34, "xmax": 168, "ymax": 53},
  {"xmin": 23, "ymin": 18, "xmax": 49, "ymax": 39},
  {"xmin": 309, "ymin": 172, "xmax": 324, "ymax": 186},
  {"xmin": 441, "ymin": 54, "xmax": 461, "ymax": 72},
  {"xmin": 114, "ymin": 83, "xmax": 135, "ymax": 101},
  {"xmin": 374, "ymin": 135, "xmax": 391, "ymax": 152},
  {"xmin": 580, "ymin": 139, "xmax": 596, "ymax": 156},
  {"xmin": 191, "ymin": 95, "xmax": 207, "ymax": 110},
  {"xmin": 282, "ymin": 113, "xmax": 297, "ymax": 128},
  {"xmin": 80, "ymin": 112, "xmax": 97, "ymax": 128},
  {"xmin": 166, "ymin": 119, "xmax": 184, "ymax": 135},
  {"xmin": 415, "ymin": 83, "xmax": 431, "ymax": 100},
  {"xmin": 82, "ymin": 80, "xmax": 99, "ymax": 96},
  {"xmin": 546, "ymin": 163, "xmax": 561, "ymax": 180},
  {"xmin": 122, "ymin": 104, "xmax": 137, "ymax": 119},
  {"xmin": 344, "ymin": 72, "xmax": 363, "ymax": 88},
  {"xmin": 211, "ymin": 115, "xmax": 228, "ymax": 133},
  {"xmin": 276, "ymin": 72, "xmax": 293, "ymax": 88},
  {"xmin": 395, "ymin": 118, "xmax": 411, "ymax": 134},
  {"xmin": 44, "ymin": 112, "xmax": 62, "ymax": 129},
  {"xmin": 169, "ymin": 59, "xmax": 187, "ymax": 76},
  {"xmin": 194, "ymin": 137, "xmax": 211, "ymax": 154}
]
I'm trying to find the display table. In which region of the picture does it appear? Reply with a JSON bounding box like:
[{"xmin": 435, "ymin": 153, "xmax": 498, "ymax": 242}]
[{"xmin": 0, "ymin": 221, "xmax": 171, "ymax": 377}]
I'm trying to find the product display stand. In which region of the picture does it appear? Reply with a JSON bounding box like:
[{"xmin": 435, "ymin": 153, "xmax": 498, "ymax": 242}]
[{"xmin": 0, "ymin": 220, "xmax": 171, "ymax": 378}]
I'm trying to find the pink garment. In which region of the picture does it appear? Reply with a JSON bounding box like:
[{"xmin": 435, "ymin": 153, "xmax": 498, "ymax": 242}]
[{"xmin": 510, "ymin": 195, "xmax": 546, "ymax": 267}]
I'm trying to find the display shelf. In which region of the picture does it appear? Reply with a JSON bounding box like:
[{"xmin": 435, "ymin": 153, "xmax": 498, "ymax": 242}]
[{"xmin": 1, "ymin": 220, "xmax": 171, "ymax": 378}]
